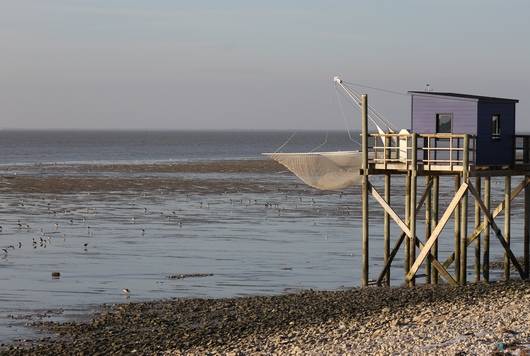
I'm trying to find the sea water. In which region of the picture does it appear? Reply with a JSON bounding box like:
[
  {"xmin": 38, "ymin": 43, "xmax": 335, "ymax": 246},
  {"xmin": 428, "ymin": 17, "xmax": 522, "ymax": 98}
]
[{"xmin": 0, "ymin": 130, "xmax": 524, "ymax": 342}]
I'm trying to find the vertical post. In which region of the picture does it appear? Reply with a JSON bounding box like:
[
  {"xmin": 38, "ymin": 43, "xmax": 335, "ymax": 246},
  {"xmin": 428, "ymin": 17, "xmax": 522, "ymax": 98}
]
[
  {"xmin": 431, "ymin": 175, "xmax": 439, "ymax": 284},
  {"xmin": 504, "ymin": 176, "xmax": 511, "ymax": 281},
  {"xmin": 404, "ymin": 173, "xmax": 411, "ymax": 280},
  {"xmin": 474, "ymin": 176, "xmax": 481, "ymax": 282},
  {"xmin": 523, "ymin": 136, "xmax": 530, "ymax": 279},
  {"xmin": 384, "ymin": 174, "xmax": 391, "ymax": 286},
  {"xmin": 425, "ymin": 176, "xmax": 432, "ymax": 283},
  {"xmin": 483, "ymin": 176, "xmax": 491, "ymax": 282},
  {"xmin": 409, "ymin": 133, "xmax": 417, "ymax": 286},
  {"xmin": 454, "ymin": 174, "xmax": 461, "ymax": 283},
  {"xmin": 460, "ymin": 134, "xmax": 469, "ymax": 285},
  {"xmin": 361, "ymin": 94, "xmax": 369, "ymax": 287}
]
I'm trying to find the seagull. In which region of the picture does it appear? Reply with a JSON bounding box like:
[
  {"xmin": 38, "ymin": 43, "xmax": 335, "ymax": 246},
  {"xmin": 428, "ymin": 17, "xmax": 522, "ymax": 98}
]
[{"xmin": 1, "ymin": 248, "xmax": 8, "ymax": 255}]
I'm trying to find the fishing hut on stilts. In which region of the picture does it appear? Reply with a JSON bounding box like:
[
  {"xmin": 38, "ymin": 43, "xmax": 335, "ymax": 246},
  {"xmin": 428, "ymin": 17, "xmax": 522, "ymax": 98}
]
[
  {"xmin": 361, "ymin": 91, "xmax": 530, "ymax": 287},
  {"xmin": 266, "ymin": 77, "xmax": 530, "ymax": 287}
]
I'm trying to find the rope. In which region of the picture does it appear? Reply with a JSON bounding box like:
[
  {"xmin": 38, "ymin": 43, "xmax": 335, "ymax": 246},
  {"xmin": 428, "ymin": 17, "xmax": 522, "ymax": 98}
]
[
  {"xmin": 274, "ymin": 131, "xmax": 297, "ymax": 153},
  {"xmin": 334, "ymin": 84, "xmax": 361, "ymax": 146},
  {"xmin": 310, "ymin": 131, "xmax": 329, "ymax": 152},
  {"xmin": 342, "ymin": 80, "xmax": 407, "ymax": 96}
]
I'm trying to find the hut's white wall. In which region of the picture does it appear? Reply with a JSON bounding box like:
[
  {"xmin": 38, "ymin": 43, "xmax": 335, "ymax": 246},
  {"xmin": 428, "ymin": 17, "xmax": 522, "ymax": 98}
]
[{"xmin": 411, "ymin": 94, "xmax": 478, "ymax": 134}]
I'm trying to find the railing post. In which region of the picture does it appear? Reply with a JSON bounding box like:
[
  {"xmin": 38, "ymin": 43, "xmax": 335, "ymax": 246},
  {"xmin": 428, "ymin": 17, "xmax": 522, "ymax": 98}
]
[{"xmin": 361, "ymin": 94, "xmax": 369, "ymax": 287}]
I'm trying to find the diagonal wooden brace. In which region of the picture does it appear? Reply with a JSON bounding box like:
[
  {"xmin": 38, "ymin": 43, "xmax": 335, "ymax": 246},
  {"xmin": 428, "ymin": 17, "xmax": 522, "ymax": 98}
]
[
  {"xmin": 443, "ymin": 177, "xmax": 530, "ymax": 268},
  {"xmin": 370, "ymin": 182, "xmax": 457, "ymax": 285},
  {"xmin": 467, "ymin": 182, "xmax": 527, "ymax": 279},
  {"xmin": 376, "ymin": 178, "xmax": 433, "ymax": 285},
  {"xmin": 406, "ymin": 182, "xmax": 469, "ymax": 282}
]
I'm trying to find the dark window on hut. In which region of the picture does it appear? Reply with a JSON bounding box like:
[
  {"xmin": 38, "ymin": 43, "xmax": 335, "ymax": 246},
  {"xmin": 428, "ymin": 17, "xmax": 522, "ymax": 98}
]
[
  {"xmin": 491, "ymin": 114, "xmax": 501, "ymax": 139},
  {"xmin": 436, "ymin": 113, "xmax": 453, "ymax": 133}
]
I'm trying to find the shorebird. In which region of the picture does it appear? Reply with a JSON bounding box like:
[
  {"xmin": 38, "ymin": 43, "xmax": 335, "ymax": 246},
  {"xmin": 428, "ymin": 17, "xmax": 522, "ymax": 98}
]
[
  {"xmin": 122, "ymin": 288, "xmax": 130, "ymax": 294},
  {"xmin": 141, "ymin": 228, "xmax": 145, "ymax": 235},
  {"xmin": 18, "ymin": 242, "xmax": 22, "ymax": 248},
  {"xmin": 1, "ymin": 248, "xmax": 8, "ymax": 256}
]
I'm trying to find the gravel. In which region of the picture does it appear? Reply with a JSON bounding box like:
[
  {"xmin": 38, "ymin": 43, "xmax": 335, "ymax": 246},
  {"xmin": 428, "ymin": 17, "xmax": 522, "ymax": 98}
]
[{"xmin": 1, "ymin": 281, "xmax": 529, "ymax": 355}]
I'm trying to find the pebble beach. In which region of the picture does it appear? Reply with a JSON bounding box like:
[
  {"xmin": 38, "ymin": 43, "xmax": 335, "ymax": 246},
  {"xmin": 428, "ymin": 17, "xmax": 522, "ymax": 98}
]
[{"xmin": 1, "ymin": 281, "xmax": 529, "ymax": 355}]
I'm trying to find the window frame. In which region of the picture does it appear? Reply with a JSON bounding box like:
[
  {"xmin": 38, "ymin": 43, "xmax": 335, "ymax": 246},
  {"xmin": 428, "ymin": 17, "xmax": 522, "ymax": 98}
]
[
  {"xmin": 435, "ymin": 113, "xmax": 453, "ymax": 134},
  {"xmin": 491, "ymin": 114, "xmax": 501, "ymax": 139}
]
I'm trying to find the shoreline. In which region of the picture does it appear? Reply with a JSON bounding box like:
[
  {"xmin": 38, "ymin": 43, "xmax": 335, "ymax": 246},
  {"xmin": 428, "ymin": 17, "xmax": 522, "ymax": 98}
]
[{"xmin": 1, "ymin": 281, "xmax": 529, "ymax": 355}]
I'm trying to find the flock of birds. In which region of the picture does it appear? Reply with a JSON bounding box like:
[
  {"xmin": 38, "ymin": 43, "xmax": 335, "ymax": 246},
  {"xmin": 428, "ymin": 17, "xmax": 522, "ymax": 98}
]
[{"xmin": 1, "ymin": 192, "xmax": 351, "ymax": 262}]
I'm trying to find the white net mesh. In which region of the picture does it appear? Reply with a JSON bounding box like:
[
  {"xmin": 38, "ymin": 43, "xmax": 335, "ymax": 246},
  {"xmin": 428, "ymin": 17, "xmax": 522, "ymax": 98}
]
[{"xmin": 264, "ymin": 151, "xmax": 362, "ymax": 191}]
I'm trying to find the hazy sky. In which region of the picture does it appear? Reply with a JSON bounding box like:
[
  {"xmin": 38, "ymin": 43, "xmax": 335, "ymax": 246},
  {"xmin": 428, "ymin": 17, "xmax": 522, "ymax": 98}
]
[{"xmin": 1, "ymin": 1, "xmax": 529, "ymax": 130}]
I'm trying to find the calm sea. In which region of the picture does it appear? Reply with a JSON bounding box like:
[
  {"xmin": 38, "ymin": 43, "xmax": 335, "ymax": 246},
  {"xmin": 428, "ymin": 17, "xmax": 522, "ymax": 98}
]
[
  {"xmin": 0, "ymin": 130, "xmax": 524, "ymax": 342},
  {"xmin": 0, "ymin": 130, "xmax": 360, "ymax": 165}
]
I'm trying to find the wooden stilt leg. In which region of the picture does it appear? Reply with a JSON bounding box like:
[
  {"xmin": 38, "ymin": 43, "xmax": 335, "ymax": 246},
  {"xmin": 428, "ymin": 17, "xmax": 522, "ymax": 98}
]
[
  {"xmin": 454, "ymin": 175, "xmax": 461, "ymax": 283},
  {"xmin": 432, "ymin": 176, "xmax": 439, "ymax": 284},
  {"xmin": 483, "ymin": 177, "xmax": 491, "ymax": 282},
  {"xmin": 425, "ymin": 176, "xmax": 432, "ymax": 283},
  {"xmin": 404, "ymin": 173, "xmax": 411, "ymax": 281},
  {"xmin": 361, "ymin": 95, "xmax": 369, "ymax": 287},
  {"xmin": 384, "ymin": 174, "xmax": 391, "ymax": 286},
  {"xmin": 409, "ymin": 134, "xmax": 417, "ymax": 286},
  {"xmin": 504, "ymin": 176, "xmax": 511, "ymax": 281},
  {"xmin": 474, "ymin": 177, "xmax": 481, "ymax": 282}
]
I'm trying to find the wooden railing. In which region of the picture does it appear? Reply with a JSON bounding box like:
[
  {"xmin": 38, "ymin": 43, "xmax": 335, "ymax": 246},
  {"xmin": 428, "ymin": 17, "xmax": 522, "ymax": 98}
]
[
  {"xmin": 369, "ymin": 133, "xmax": 476, "ymax": 171},
  {"xmin": 515, "ymin": 135, "xmax": 530, "ymax": 165}
]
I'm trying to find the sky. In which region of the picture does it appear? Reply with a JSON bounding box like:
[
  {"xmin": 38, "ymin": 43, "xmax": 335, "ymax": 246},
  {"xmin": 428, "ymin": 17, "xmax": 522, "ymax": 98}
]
[{"xmin": 1, "ymin": 1, "xmax": 529, "ymax": 131}]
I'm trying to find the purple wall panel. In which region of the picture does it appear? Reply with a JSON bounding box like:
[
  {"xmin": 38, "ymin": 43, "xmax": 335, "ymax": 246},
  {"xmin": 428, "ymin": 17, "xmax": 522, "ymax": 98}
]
[{"xmin": 411, "ymin": 94, "xmax": 478, "ymax": 134}]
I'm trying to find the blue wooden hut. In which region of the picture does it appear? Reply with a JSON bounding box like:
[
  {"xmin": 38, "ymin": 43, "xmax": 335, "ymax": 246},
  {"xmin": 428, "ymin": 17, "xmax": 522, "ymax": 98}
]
[{"xmin": 408, "ymin": 91, "xmax": 519, "ymax": 166}]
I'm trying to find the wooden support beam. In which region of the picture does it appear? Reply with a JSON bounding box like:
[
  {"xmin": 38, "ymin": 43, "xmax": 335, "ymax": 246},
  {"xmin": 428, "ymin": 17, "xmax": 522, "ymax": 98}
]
[
  {"xmin": 504, "ymin": 176, "xmax": 511, "ymax": 280},
  {"xmin": 442, "ymin": 177, "xmax": 529, "ymax": 269},
  {"xmin": 467, "ymin": 182, "xmax": 527, "ymax": 279},
  {"xmin": 409, "ymin": 133, "xmax": 418, "ymax": 287},
  {"xmin": 361, "ymin": 94, "xmax": 369, "ymax": 287},
  {"xmin": 523, "ymin": 136, "xmax": 530, "ymax": 278},
  {"xmin": 404, "ymin": 173, "xmax": 411, "ymax": 279},
  {"xmin": 454, "ymin": 175, "xmax": 461, "ymax": 283},
  {"xmin": 375, "ymin": 177, "xmax": 433, "ymax": 286},
  {"xmin": 474, "ymin": 177, "xmax": 481, "ymax": 282},
  {"xmin": 376, "ymin": 234, "xmax": 404, "ymax": 286},
  {"xmin": 432, "ymin": 176, "xmax": 439, "ymax": 284},
  {"xmin": 460, "ymin": 134, "xmax": 469, "ymax": 285},
  {"xmin": 383, "ymin": 174, "xmax": 391, "ymax": 286},
  {"xmin": 425, "ymin": 176, "xmax": 432, "ymax": 283},
  {"xmin": 526, "ymin": 174, "xmax": 530, "ymax": 279},
  {"xmin": 369, "ymin": 179, "xmax": 456, "ymax": 285},
  {"xmin": 483, "ymin": 177, "xmax": 491, "ymax": 282},
  {"xmin": 406, "ymin": 182, "xmax": 469, "ymax": 282}
]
